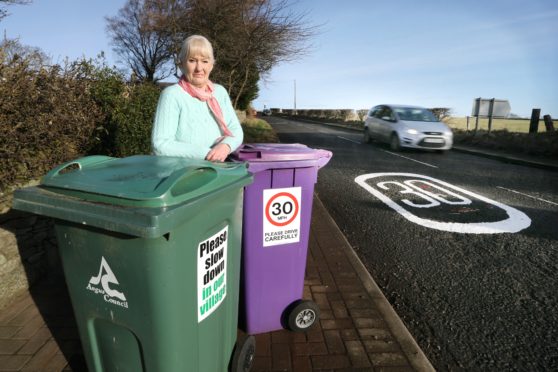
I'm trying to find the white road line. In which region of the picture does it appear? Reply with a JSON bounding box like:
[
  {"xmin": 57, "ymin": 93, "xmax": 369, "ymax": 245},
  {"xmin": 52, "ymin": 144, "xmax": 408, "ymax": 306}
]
[
  {"xmin": 380, "ymin": 150, "xmax": 438, "ymax": 168},
  {"xmin": 496, "ymin": 186, "xmax": 558, "ymax": 206},
  {"xmin": 337, "ymin": 136, "xmax": 361, "ymax": 144}
]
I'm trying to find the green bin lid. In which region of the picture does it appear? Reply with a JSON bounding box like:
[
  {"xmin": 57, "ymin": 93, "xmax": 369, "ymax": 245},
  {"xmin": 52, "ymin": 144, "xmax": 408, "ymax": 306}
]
[{"xmin": 39, "ymin": 155, "xmax": 250, "ymax": 208}]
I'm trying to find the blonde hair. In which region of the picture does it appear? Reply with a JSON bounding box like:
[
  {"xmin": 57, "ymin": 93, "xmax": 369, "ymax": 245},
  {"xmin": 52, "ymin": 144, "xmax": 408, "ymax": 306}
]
[{"xmin": 178, "ymin": 35, "xmax": 214, "ymax": 73}]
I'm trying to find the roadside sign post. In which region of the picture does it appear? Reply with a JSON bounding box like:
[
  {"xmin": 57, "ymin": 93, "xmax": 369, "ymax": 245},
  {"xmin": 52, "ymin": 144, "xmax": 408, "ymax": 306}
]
[
  {"xmin": 471, "ymin": 98, "xmax": 511, "ymax": 134},
  {"xmin": 474, "ymin": 97, "xmax": 481, "ymax": 134},
  {"xmin": 487, "ymin": 98, "xmax": 495, "ymax": 133}
]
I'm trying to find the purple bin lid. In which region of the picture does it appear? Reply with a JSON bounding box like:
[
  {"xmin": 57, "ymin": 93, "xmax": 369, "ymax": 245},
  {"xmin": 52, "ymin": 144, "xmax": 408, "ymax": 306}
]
[{"xmin": 231, "ymin": 143, "xmax": 332, "ymax": 172}]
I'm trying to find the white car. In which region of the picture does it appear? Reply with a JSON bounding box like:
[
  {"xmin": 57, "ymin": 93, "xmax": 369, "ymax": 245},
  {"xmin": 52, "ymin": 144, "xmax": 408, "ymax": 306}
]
[{"xmin": 363, "ymin": 105, "xmax": 453, "ymax": 152}]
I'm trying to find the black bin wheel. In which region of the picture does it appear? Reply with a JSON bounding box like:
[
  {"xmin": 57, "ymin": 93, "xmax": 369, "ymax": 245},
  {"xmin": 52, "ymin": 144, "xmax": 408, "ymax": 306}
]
[
  {"xmin": 230, "ymin": 335, "xmax": 256, "ymax": 372},
  {"xmin": 287, "ymin": 300, "xmax": 320, "ymax": 332}
]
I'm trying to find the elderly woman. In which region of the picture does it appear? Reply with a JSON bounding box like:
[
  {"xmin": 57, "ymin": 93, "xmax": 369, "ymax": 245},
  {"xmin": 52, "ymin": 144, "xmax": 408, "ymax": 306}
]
[{"xmin": 151, "ymin": 35, "xmax": 243, "ymax": 161}]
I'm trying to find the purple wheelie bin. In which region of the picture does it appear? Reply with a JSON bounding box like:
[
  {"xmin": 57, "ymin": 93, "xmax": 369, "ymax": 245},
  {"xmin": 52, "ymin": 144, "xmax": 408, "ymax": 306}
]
[{"xmin": 231, "ymin": 143, "xmax": 332, "ymax": 334}]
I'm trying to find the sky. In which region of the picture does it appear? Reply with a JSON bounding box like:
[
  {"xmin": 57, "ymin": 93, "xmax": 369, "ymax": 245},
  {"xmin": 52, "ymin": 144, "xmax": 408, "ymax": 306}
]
[{"xmin": 2, "ymin": 0, "xmax": 557, "ymax": 117}]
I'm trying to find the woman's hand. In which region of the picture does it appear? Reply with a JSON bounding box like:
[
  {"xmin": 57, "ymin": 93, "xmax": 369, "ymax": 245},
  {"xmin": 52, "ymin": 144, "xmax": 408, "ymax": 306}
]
[{"xmin": 206, "ymin": 143, "xmax": 231, "ymax": 162}]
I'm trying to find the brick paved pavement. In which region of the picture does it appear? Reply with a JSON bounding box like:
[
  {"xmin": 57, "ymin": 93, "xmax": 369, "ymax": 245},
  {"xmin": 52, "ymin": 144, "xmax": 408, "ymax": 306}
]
[{"xmin": 0, "ymin": 196, "xmax": 434, "ymax": 371}]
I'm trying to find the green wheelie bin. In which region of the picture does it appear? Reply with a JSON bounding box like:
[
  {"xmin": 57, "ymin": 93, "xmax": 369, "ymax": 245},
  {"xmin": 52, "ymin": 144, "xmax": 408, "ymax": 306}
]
[{"xmin": 12, "ymin": 155, "xmax": 255, "ymax": 372}]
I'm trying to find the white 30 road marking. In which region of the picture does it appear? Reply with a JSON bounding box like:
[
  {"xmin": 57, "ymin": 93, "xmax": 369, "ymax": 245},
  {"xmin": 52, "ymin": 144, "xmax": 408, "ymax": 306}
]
[
  {"xmin": 496, "ymin": 186, "xmax": 558, "ymax": 207},
  {"xmin": 380, "ymin": 150, "xmax": 438, "ymax": 168},
  {"xmin": 337, "ymin": 136, "xmax": 361, "ymax": 144},
  {"xmin": 355, "ymin": 173, "xmax": 531, "ymax": 234}
]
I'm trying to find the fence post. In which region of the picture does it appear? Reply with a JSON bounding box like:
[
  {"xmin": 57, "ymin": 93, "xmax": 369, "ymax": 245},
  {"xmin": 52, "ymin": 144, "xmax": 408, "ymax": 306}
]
[
  {"xmin": 529, "ymin": 108, "xmax": 540, "ymax": 133},
  {"xmin": 543, "ymin": 115, "xmax": 555, "ymax": 132},
  {"xmin": 466, "ymin": 116, "xmax": 470, "ymax": 131}
]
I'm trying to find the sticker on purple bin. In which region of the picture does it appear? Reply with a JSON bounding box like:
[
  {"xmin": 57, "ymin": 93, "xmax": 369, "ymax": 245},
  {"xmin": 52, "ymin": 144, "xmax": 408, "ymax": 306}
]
[{"xmin": 263, "ymin": 187, "xmax": 302, "ymax": 246}]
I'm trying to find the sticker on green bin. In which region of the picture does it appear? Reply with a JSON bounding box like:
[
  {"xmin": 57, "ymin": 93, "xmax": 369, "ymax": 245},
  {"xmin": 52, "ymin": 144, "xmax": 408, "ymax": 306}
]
[
  {"xmin": 86, "ymin": 257, "xmax": 129, "ymax": 309},
  {"xmin": 198, "ymin": 226, "xmax": 228, "ymax": 322}
]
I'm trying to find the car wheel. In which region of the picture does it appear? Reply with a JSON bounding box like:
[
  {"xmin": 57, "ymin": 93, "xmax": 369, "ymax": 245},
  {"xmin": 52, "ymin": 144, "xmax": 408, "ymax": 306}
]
[
  {"xmin": 436, "ymin": 149, "xmax": 446, "ymax": 154},
  {"xmin": 390, "ymin": 133, "xmax": 401, "ymax": 151},
  {"xmin": 363, "ymin": 128, "xmax": 372, "ymax": 143}
]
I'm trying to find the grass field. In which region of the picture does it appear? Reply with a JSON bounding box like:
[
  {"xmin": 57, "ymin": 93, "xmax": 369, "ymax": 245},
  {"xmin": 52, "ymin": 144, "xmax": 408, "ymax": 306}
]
[{"xmin": 443, "ymin": 117, "xmax": 548, "ymax": 133}]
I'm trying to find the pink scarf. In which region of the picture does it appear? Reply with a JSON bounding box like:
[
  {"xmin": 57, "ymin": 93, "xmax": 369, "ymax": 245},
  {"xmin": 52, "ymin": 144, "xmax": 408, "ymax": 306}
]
[{"xmin": 178, "ymin": 77, "xmax": 233, "ymax": 137}]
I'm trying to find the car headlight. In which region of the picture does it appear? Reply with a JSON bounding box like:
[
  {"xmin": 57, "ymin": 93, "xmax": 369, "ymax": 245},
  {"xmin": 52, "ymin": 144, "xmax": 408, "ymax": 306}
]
[{"xmin": 406, "ymin": 128, "xmax": 419, "ymax": 135}]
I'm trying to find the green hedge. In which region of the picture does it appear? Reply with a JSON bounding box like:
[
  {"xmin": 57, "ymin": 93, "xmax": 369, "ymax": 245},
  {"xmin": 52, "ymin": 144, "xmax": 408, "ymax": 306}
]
[
  {"xmin": 0, "ymin": 56, "xmax": 104, "ymax": 191},
  {"xmin": 0, "ymin": 52, "xmax": 162, "ymax": 194},
  {"xmin": 95, "ymin": 81, "xmax": 160, "ymax": 157}
]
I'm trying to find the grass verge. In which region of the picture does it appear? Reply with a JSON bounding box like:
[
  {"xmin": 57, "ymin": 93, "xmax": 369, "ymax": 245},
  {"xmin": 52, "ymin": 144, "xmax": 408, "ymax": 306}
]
[
  {"xmin": 241, "ymin": 117, "xmax": 279, "ymax": 143},
  {"xmin": 453, "ymin": 129, "xmax": 558, "ymax": 158}
]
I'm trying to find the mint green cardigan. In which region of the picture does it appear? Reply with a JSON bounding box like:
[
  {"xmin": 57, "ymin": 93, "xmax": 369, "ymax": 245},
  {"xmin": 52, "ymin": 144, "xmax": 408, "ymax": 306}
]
[{"xmin": 151, "ymin": 83, "xmax": 244, "ymax": 159}]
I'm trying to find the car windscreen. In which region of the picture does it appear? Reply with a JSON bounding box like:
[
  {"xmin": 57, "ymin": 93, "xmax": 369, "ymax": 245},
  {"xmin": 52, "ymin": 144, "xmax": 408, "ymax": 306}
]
[{"xmin": 394, "ymin": 108, "xmax": 438, "ymax": 122}]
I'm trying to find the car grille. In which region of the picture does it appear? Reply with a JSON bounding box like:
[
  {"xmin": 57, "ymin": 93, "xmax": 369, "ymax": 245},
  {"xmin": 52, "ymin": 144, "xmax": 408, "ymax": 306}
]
[
  {"xmin": 418, "ymin": 138, "xmax": 446, "ymax": 148},
  {"xmin": 423, "ymin": 131, "xmax": 443, "ymax": 135}
]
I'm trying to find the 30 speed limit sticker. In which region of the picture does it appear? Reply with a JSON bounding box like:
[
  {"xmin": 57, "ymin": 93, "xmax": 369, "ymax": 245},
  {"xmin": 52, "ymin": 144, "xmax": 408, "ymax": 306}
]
[{"xmin": 263, "ymin": 187, "xmax": 301, "ymax": 246}]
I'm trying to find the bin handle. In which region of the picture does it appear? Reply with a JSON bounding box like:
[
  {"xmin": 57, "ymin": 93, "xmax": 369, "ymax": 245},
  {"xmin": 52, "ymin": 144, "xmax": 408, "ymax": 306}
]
[
  {"xmin": 236, "ymin": 143, "xmax": 302, "ymax": 154},
  {"xmin": 164, "ymin": 166, "xmax": 219, "ymax": 198},
  {"xmin": 211, "ymin": 161, "xmax": 246, "ymax": 169},
  {"xmin": 44, "ymin": 156, "xmax": 114, "ymax": 179},
  {"xmin": 316, "ymin": 150, "xmax": 333, "ymax": 169}
]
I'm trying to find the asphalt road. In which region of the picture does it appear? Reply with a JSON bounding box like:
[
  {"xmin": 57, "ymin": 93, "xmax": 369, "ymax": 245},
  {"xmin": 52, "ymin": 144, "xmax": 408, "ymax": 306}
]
[{"xmin": 267, "ymin": 116, "xmax": 558, "ymax": 371}]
